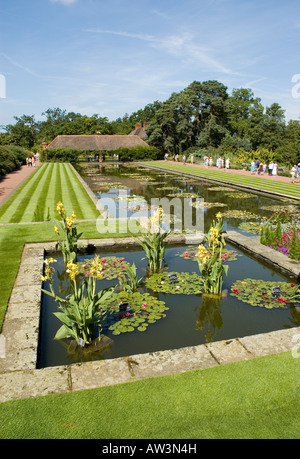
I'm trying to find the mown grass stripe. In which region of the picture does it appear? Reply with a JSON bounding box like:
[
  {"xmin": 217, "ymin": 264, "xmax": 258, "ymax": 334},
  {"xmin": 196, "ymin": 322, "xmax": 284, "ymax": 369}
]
[
  {"xmin": 63, "ymin": 164, "xmax": 99, "ymax": 219},
  {"xmin": 61, "ymin": 163, "xmax": 85, "ymax": 219},
  {"xmin": 42, "ymin": 163, "xmax": 59, "ymax": 221},
  {"xmin": 0, "ymin": 164, "xmax": 46, "ymax": 222},
  {"xmin": 58, "ymin": 163, "xmax": 80, "ymax": 217},
  {"xmin": 20, "ymin": 164, "xmax": 54, "ymax": 223},
  {"xmin": 6, "ymin": 165, "xmax": 48, "ymax": 223},
  {"xmin": 54, "ymin": 163, "xmax": 63, "ymax": 215},
  {"xmin": 32, "ymin": 163, "xmax": 54, "ymax": 221}
]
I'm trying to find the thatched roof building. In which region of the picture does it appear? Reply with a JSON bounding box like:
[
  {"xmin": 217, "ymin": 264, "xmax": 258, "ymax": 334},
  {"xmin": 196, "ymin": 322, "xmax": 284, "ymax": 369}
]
[{"xmin": 45, "ymin": 134, "xmax": 148, "ymax": 151}]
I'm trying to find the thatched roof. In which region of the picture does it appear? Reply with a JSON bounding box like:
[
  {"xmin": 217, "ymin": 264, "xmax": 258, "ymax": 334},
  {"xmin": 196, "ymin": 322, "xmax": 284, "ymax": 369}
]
[{"xmin": 46, "ymin": 135, "xmax": 148, "ymax": 151}]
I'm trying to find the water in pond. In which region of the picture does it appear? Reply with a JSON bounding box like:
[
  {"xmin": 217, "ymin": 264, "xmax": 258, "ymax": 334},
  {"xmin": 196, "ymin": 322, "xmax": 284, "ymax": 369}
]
[
  {"xmin": 79, "ymin": 163, "xmax": 300, "ymax": 234},
  {"xmin": 38, "ymin": 243, "xmax": 300, "ymax": 369},
  {"xmin": 37, "ymin": 163, "xmax": 300, "ymax": 369}
]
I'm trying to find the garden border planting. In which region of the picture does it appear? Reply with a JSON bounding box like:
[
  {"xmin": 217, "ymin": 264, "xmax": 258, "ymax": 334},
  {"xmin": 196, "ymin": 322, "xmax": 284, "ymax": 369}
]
[{"xmin": 0, "ymin": 233, "xmax": 299, "ymax": 403}]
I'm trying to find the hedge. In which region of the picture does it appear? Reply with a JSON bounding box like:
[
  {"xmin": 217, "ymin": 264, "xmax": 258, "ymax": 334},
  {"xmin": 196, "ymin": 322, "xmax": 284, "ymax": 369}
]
[
  {"xmin": 41, "ymin": 145, "xmax": 162, "ymax": 163},
  {"xmin": 0, "ymin": 145, "xmax": 28, "ymax": 177}
]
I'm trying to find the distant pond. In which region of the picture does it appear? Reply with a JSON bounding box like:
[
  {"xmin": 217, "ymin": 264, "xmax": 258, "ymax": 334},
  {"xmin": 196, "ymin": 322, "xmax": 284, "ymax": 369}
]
[{"xmin": 79, "ymin": 162, "xmax": 299, "ymax": 234}]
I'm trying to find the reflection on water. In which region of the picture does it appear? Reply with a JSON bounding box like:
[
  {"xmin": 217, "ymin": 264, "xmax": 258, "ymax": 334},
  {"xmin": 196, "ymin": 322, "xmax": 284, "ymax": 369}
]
[
  {"xmin": 38, "ymin": 243, "xmax": 299, "ymax": 369},
  {"xmin": 79, "ymin": 163, "xmax": 299, "ymax": 233},
  {"xmin": 37, "ymin": 164, "xmax": 300, "ymax": 368}
]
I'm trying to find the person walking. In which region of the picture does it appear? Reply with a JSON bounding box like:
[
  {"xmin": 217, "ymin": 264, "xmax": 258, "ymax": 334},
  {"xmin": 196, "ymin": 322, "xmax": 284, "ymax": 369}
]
[
  {"xmin": 250, "ymin": 160, "xmax": 255, "ymax": 175},
  {"xmin": 272, "ymin": 162, "xmax": 278, "ymax": 176},
  {"xmin": 258, "ymin": 162, "xmax": 263, "ymax": 175},
  {"xmin": 291, "ymin": 165, "xmax": 296, "ymax": 183},
  {"xmin": 296, "ymin": 163, "xmax": 300, "ymax": 183},
  {"xmin": 268, "ymin": 161, "xmax": 273, "ymax": 176}
]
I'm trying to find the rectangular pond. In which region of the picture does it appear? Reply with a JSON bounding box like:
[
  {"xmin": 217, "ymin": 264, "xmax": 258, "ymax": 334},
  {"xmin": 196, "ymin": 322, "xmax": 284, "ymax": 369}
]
[{"xmin": 38, "ymin": 242, "xmax": 300, "ymax": 369}]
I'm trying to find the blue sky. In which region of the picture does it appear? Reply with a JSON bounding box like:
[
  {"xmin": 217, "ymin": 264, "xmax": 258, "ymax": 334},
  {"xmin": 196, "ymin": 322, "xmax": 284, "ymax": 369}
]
[{"xmin": 0, "ymin": 0, "xmax": 299, "ymax": 130}]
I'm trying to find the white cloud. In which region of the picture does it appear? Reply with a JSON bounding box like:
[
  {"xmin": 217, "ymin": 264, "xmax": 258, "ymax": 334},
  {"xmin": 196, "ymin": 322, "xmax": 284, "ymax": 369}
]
[{"xmin": 82, "ymin": 28, "xmax": 238, "ymax": 76}]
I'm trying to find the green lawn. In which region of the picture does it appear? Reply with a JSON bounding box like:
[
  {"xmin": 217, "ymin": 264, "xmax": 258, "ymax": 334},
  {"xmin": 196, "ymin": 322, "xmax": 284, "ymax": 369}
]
[
  {"xmin": 0, "ymin": 161, "xmax": 299, "ymax": 439},
  {"xmin": 0, "ymin": 351, "xmax": 299, "ymax": 439},
  {"xmin": 142, "ymin": 161, "xmax": 300, "ymax": 199},
  {"xmin": 0, "ymin": 163, "xmax": 100, "ymax": 223}
]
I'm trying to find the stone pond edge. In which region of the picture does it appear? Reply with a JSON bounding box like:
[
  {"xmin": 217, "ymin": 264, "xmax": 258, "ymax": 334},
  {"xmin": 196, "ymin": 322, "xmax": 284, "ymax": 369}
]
[{"xmin": 0, "ymin": 233, "xmax": 300, "ymax": 403}]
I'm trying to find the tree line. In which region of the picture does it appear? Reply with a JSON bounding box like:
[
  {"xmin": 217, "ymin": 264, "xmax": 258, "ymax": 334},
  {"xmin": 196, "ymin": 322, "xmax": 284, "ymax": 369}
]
[{"xmin": 1, "ymin": 80, "xmax": 299, "ymax": 166}]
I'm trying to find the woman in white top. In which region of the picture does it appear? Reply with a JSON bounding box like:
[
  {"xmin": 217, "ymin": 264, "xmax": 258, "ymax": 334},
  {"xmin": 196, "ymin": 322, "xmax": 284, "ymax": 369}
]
[{"xmin": 291, "ymin": 165, "xmax": 296, "ymax": 183}]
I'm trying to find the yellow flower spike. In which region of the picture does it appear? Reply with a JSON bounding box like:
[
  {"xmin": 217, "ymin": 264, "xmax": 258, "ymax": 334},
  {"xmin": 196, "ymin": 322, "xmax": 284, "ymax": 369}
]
[
  {"xmin": 216, "ymin": 212, "xmax": 222, "ymax": 220},
  {"xmin": 56, "ymin": 201, "xmax": 65, "ymax": 215},
  {"xmin": 48, "ymin": 257, "xmax": 57, "ymax": 264},
  {"xmin": 54, "ymin": 226, "xmax": 60, "ymax": 234}
]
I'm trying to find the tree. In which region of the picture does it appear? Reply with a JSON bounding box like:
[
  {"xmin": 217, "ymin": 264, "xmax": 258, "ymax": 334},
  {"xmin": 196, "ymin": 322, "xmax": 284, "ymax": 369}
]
[{"xmin": 4, "ymin": 115, "xmax": 38, "ymax": 148}]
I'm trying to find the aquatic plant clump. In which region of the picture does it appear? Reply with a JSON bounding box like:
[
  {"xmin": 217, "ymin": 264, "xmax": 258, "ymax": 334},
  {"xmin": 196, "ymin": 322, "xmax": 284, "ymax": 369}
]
[
  {"xmin": 41, "ymin": 257, "xmax": 115, "ymax": 344},
  {"xmin": 144, "ymin": 271, "xmax": 204, "ymax": 294},
  {"xmin": 196, "ymin": 213, "xmax": 229, "ymax": 296},
  {"xmin": 106, "ymin": 292, "xmax": 168, "ymax": 334},
  {"xmin": 176, "ymin": 246, "xmax": 241, "ymax": 262},
  {"xmin": 230, "ymin": 278, "xmax": 300, "ymax": 308},
  {"xmin": 54, "ymin": 201, "xmax": 82, "ymax": 263}
]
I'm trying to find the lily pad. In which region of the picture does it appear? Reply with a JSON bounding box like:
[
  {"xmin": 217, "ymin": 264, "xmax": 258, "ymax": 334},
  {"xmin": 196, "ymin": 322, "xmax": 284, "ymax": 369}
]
[
  {"xmin": 230, "ymin": 278, "xmax": 300, "ymax": 309},
  {"xmin": 105, "ymin": 291, "xmax": 168, "ymax": 335},
  {"xmin": 175, "ymin": 246, "xmax": 241, "ymax": 262},
  {"xmin": 238, "ymin": 221, "xmax": 263, "ymax": 234},
  {"xmin": 219, "ymin": 210, "xmax": 259, "ymax": 220},
  {"xmin": 78, "ymin": 256, "xmax": 129, "ymax": 280},
  {"xmin": 192, "ymin": 201, "xmax": 227, "ymax": 209},
  {"xmin": 145, "ymin": 271, "xmax": 203, "ymax": 294}
]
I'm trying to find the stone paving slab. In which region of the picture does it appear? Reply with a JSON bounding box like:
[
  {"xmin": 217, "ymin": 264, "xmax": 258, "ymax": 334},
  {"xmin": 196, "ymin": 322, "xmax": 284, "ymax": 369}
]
[
  {"xmin": 127, "ymin": 345, "xmax": 218, "ymax": 380},
  {"xmin": 239, "ymin": 328, "xmax": 300, "ymax": 357},
  {"xmin": 205, "ymin": 339, "xmax": 253, "ymax": 365},
  {"xmin": 69, "ymin": 358, "xmax": 135, "ymax": 391},
  {"xmin": 0, "ymin": 366, "xmax": 69, "ymax": 403}
]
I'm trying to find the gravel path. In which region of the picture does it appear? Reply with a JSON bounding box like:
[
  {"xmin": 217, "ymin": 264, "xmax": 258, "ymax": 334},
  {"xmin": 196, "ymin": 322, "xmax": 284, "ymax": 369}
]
[{"xmin": 0, "ymin": 163, "xmax": 40, "ymax": 206}]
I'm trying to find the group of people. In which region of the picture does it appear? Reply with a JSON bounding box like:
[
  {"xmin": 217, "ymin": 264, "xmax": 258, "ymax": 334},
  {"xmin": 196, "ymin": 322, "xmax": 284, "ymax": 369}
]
[
  {"xmin": 26, "ymin": 153, "xmax": 39, "ymax": 167},
  {"xmin": 164, "ymin": 153, "xmax": 193, "ymax": 164},
  {"xmin": 203, "ymin": 155, "xmax": 230, "ymax": 169},
  {"xmin": 250, "ymin": 160, "xmax": 278, "ymax": 176},
  {"xmin": 290, "ymin": 163, "xmax": 300, "ymax": 183}
]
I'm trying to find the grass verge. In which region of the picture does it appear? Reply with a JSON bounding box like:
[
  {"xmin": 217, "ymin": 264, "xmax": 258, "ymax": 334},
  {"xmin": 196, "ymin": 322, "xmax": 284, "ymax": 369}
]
[
  {"xmin": 0, "ymin": 352, "xmax": 299, "ymax": 439},
  {"xmin": 142, "ymin": 162, "xmax": 300, "ymax": 199}
]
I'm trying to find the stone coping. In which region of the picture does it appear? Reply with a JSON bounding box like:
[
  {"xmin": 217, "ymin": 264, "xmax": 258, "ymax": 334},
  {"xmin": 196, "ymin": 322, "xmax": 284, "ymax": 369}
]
[{"xmin": 0, "ymin": 233, "xmax": 300, "ymax": 403}]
